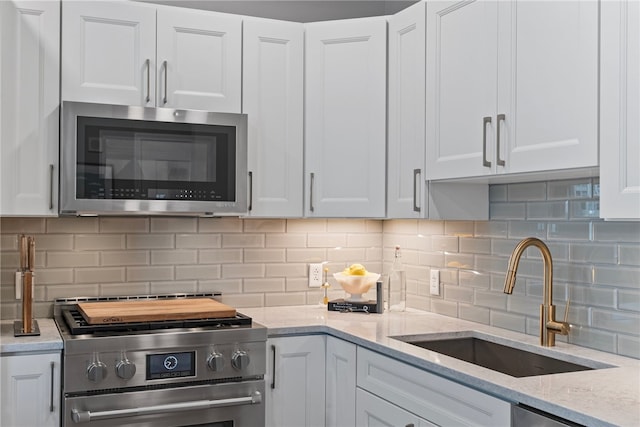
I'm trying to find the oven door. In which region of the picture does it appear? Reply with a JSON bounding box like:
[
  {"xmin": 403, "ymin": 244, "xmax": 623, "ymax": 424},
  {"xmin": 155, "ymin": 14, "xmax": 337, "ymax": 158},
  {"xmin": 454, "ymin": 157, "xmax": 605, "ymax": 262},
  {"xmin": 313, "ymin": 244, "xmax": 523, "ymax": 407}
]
[{"xmin": 64, "ymin": 380, "xmax": 264, "ymax": 427}]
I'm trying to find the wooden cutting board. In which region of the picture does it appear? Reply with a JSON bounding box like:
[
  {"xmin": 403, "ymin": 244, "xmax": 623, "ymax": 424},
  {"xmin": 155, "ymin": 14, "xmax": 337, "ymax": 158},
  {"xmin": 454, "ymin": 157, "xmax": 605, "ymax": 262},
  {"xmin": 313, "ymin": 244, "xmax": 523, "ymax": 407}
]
[{"xmin": 77, "ymin": 298, "xmax": 237, "ymax": 324}]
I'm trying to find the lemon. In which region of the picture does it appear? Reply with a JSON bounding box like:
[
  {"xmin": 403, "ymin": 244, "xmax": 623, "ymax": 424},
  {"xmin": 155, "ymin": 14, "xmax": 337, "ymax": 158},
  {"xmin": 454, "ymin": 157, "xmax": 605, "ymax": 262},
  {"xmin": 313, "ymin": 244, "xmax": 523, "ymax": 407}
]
[{"xmin": 344, "ymin": 263, "xmax": 367, "ymax": 276}]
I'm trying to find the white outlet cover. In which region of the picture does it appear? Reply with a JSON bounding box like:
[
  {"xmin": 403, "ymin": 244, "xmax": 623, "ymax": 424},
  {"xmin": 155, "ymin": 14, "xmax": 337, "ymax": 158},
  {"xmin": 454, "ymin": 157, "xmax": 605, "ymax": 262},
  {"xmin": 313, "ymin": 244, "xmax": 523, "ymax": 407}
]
[
  {"xmin": 430, "ymin": 269, "xmax": 440, "ymax": 296},
  {"xmin": 309, "ymin": 263, "xmax": 323, "ymax": 288}
]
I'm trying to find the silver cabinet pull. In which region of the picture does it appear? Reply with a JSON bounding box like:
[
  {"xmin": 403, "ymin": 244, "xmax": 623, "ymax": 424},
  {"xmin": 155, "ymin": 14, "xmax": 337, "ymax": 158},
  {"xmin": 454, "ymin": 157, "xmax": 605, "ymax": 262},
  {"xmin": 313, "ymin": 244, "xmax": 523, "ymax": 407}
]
[
  {"xmin": 482, "ymin": 116, "xmax": 492, "ymax": 168},
  {"xmin": 49, "ymin": 361, "xmax": 55, "ymax": 412},
  {"xmin": 145, "ymin": 59, "xmax": 151, "ymax": 103},
  {"xmin": 413, "ymin": 168, "xmax": 421, "ymax": 213},
  {"xmin": 71, "ymin": 392, "xmax": 262, "ymax": 423},
  {"xmin": 496, "ymin": 113, "xmax": 506, "ymax": 166},
  {"xmin": 270, "ymin": 344, "xmax": 276, "ymax": 389},
  {"xmin": 309, "ymin": 173, "xmax": 315, "ymax": 213},
  {"xmin": 48, "ymin": 164, "xmax": 54, "ymax": 210},
  {"xmin": 162, "ymin": 60, "xmax": 168, "ymax": 105},
  {"xmin": 248, "ymin": 171, "xmax": 253, "ymax": 211}
]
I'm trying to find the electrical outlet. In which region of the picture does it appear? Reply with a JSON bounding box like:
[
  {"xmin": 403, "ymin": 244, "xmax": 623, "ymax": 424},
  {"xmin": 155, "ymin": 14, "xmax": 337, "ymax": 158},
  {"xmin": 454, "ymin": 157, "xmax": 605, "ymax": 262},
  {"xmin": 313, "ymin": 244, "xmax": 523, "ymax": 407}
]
[
  {"xmin": 430, "ymin": 269, "xmax": 440, "ymax": 296},
  {"xmin": 308, "ymin": 263, "xmax": 323, "ymax": 288}
]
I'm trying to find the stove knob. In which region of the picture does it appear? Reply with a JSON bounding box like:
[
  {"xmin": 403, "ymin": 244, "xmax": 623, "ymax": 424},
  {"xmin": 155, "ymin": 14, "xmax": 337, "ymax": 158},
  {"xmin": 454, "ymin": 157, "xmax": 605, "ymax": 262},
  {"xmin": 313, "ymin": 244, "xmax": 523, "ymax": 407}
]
[
  {"xmin": 116, "ymin": 359, "xmax": 136, "ymax": 380},
  {"xmin": 207, "ymin": 352, "xmax": 225, "ymax": 372},
  {"xmin": 87, "ymin": 361, "xmax": 107, "ymax": 383},
  {"xmin": 231, "ymin": 350, "xmax": 250, "ymax": 370}
]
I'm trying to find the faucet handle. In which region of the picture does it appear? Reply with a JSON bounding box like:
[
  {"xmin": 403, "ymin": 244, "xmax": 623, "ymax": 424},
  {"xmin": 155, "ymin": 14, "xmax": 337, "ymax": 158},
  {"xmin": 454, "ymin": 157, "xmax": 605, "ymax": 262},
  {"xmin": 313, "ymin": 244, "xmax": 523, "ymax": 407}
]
[{"xmin": 563, "ymin": 299, "xmax": 571, "ymax": 324}]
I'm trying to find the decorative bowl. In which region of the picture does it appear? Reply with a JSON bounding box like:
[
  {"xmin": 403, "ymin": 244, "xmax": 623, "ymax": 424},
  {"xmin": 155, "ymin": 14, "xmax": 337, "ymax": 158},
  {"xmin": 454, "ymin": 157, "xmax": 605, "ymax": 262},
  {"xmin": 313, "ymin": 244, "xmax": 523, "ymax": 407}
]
[{"xmin": 333, "ymin": 272, "xmax": 381, "ymax": 302}]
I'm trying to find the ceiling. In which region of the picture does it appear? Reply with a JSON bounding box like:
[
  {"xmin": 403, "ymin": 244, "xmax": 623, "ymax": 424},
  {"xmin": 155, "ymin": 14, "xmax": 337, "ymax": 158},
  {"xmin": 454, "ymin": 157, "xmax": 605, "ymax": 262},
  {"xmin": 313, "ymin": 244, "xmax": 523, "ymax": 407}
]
[{"xmin": 134, "ymin": 0, "xmax": 418, "ymax": 22}]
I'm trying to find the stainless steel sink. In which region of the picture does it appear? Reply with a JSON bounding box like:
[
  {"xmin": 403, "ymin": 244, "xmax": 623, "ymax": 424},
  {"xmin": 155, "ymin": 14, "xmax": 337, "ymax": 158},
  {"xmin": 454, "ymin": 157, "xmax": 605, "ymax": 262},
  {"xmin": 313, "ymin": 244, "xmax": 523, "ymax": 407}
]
[{"xmin": 394, "ymin": 335, "xmax": 610, "ymax": 378}]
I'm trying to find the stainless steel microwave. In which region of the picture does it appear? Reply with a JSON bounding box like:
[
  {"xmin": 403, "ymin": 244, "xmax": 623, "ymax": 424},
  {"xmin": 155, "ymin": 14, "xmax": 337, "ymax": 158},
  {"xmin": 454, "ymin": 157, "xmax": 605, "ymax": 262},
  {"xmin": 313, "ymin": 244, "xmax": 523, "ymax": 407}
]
[{"xmin": 60, "ymin": 101, "xmax": 248, "ymax": 216}]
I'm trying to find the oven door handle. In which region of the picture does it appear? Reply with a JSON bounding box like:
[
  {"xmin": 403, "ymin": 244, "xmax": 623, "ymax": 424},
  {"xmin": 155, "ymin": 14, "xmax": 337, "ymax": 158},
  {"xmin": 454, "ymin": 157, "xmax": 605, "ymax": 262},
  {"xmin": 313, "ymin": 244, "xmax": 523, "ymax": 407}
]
[{"xmin": 71, "ymin": 391, "xmax": 262, "ymax": 423}]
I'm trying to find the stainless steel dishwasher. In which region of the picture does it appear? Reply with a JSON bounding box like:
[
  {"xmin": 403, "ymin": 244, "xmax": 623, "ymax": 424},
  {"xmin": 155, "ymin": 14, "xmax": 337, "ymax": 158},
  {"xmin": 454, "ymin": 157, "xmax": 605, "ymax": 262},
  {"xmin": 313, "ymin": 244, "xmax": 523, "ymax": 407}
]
[{"xmin": 512, "ymin": 405, "xmax": 584, "ymax": 427}]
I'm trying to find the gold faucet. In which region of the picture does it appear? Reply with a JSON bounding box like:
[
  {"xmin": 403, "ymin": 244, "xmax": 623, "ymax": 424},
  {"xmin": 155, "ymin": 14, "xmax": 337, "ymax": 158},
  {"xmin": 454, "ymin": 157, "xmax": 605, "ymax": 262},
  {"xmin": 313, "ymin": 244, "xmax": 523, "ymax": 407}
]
[{"xmin": 503, "ymin": 237, "xmax": 570, "ymax": 347}]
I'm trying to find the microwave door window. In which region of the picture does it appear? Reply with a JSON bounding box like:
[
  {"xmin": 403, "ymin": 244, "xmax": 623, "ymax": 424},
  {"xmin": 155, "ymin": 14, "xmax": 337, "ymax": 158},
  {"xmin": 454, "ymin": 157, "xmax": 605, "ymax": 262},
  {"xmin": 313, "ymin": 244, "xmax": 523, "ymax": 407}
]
[
  {"xmin": 136, "ymin": 134, "xmax": 211, "ymax": 183},
  {"xmin": 75, "ymin": 116, "xmax": 236, "ymax": 203}
]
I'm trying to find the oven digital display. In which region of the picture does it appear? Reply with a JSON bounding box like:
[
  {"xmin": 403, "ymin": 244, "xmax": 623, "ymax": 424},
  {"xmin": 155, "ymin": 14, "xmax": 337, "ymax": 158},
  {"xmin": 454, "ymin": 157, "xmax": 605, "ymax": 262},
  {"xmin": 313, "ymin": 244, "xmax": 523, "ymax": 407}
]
[{"xmin": 146, "ymin": 351, "xmax": 195, "ymax": 380}]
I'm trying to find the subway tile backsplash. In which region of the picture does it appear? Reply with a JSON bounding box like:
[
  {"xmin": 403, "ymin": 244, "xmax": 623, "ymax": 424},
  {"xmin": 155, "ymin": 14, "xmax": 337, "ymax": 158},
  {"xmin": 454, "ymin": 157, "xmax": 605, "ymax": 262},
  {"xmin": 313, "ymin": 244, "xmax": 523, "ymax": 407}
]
[
  {"xmin": 1, "ymin": 177, "xmax": 638, "ymax": 359},
  {"xmin": 386, "ymin": 177, "xmax": 640, "ymax": 359}
]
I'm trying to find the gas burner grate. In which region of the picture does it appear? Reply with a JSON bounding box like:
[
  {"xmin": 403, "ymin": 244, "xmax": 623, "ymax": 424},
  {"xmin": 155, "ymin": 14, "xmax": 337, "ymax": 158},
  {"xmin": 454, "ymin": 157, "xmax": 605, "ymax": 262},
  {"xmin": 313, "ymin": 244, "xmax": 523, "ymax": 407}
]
[{"xmin": 62, "ymin": 308, "xmax": 252, "ymax": 335}]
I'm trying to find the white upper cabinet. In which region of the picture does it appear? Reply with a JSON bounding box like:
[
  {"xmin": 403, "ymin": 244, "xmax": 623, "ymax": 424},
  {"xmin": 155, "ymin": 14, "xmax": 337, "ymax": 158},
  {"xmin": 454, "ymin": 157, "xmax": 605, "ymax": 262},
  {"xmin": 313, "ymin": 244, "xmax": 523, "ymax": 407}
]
[
  {"xmin": 426, "ymin": 0, "xmax": 599, "ymax": 180},
  {"xmin": 157, "ymin": 6, "xmax": 241, "ymax": 111},
  {"xmin": 62, "ymin": 2, "xmax": 241, "ymax": 112},
  {"xmin": 305, "ymin": 17, "xmax": 387, "ymax": 218},
  {"xmin": 61, "ymin": 1, "xmax": 156, "ymax": 106},
  {"xmin": 1, "ymin": 0, "xmax": 60, "ymax": 216},
  {"xmin": 387, "ymin": 1, "xmax": 427, "ymax": 218},
  {"xmin": 426, "ymin": 1, "xmax": 498, "ymax": 180},
  {"xmin": 498, "ymin": 1, "xmax": 598, "ymax": 174},
  {"xmin": 600, "ymin": 0, "xmax": 640, "ymax": 220},
  {"xmin": 243, "ymin": 18, "xmax": 304, "ymax": 217}
]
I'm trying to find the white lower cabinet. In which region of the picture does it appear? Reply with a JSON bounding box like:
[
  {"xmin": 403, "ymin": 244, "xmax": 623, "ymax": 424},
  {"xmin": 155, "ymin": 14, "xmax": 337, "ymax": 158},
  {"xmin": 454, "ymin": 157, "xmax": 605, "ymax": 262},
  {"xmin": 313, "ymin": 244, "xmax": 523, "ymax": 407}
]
[
  {"xmin": 0, "ymin": 352, "xmax": 61, "ymax": 427},
  {"xmin": 356, "ymin": 388, "xmax": 435, "ymax": 427},
  {"xmin": 266, "ymin": 335, "xmax": 326, "ymax": 427},
  {"xmin": 356, "ymin": 347, "xmax": 511, "ymax": 426},
  {"xmin": 266, "ymin": 336, "xmax": 512, "ymax": 427},
  {"xmin": 326, "ymin": 336, "xmax": 357, "ymax": 427}
]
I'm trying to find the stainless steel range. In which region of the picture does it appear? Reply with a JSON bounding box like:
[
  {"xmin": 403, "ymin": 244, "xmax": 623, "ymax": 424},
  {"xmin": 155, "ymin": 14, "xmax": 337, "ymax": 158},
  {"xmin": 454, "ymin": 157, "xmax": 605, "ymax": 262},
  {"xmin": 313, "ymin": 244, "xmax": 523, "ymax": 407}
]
[{"xmin": 54, "ymin": 294, "xmax": 266, "ymax": 427}]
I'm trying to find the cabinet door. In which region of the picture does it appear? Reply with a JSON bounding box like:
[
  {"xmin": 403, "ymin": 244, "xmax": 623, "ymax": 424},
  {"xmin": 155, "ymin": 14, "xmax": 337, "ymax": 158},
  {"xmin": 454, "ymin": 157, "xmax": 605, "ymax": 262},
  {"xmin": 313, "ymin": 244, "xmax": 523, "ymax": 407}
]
[
  {"xmin": 305, "ymin": 18, "xmax": 387, "ymax": 217},
  {"xmin": 326, "ymin": 337, "xmax": 357, "ymax": 427},
  {"xmin": 426, "ymin": 1, "xmax": 498, "ymax": 180},
  {"xmin": 61, "ymin": 1, "xmax": 156, "ymax": 106},
  {"xmin": 1, "ymin": 0, "xmax": 59, "ymax": 216},
  {"xmin": 243, "ymin": 18, "xmax": 304, "ymax": 217},
  {"xmin": 498, "ymin": 0, "xmax": 598, "ymax": 173},
  {"xmin": 356, "ymin": 388, "xmax": 435, "ymax": 427},
  {"xmin": 387, "ymin": 2, "xmax": 427, "ymax": 218},
  {"xmin": 0, "ymin": 352, "xmax": 61, "ymax": 427},
  {"xmin": 600, "ymin": 0, "xmax": 640, "ymax": 219},
  {"xmin": 266, "ymin": 336, "xmax": 326, "ymax": 427},
  {"xmin": 157, "ymin": 7, "xmax": 241, "ymax": 112}
]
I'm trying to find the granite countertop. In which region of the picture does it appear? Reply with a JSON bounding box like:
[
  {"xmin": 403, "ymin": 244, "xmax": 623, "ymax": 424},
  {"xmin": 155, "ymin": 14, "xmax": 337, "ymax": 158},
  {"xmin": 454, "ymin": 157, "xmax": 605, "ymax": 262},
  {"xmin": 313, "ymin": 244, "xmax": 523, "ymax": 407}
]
[
  {"xmin": 0, "ymin": 318, "xmax": 63, "ymax": 354},
  {"xmin": 241, "ymin": 305, "xmax": 640, "ymax": 427}
]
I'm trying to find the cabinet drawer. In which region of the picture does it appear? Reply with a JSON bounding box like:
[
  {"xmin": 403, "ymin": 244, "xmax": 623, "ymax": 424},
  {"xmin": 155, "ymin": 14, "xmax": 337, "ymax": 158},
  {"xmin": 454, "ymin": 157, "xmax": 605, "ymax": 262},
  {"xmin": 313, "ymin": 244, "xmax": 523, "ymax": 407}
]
[
  {"xmin": 357, "ymin": 347, "xmax": 510, "ymax": 426},
  {"xmin": 356, "ymin": 388, "xmax": 435, "ymax": 427}
]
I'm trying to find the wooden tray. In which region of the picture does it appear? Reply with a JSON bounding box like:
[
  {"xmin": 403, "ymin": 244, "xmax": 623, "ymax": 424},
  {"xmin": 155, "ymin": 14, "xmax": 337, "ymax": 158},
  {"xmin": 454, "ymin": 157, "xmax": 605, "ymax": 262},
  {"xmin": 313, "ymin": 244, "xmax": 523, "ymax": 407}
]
[{"xmin": 77, "ymin": 298, "xmax": 236, "ymax": 324}]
